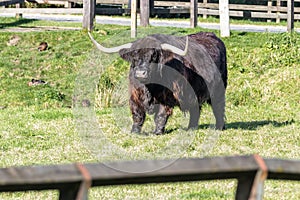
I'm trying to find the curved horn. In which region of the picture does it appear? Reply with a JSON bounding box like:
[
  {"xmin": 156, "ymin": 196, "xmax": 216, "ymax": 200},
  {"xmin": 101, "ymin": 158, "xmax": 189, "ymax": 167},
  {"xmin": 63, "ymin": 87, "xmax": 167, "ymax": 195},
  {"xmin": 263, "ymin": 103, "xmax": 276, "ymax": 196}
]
[
  {"xmin": 161, "ymin": 36, "xmax": 188, "ymax": 56},
  {"xmin": 88, "ymin": 32, "xmax": 133, "ymax": 53}
]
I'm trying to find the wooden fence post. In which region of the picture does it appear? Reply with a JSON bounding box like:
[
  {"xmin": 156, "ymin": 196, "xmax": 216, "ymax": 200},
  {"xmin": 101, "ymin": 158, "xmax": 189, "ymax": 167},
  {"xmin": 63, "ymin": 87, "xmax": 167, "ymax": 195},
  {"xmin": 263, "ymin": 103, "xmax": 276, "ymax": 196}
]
[
  {"xmin": 64, "ymin": 1, "xmax": 72, "ymax": 8},
  {"xmin": 287, "ymin": 0, "xmax": 294, "ymax": 32},
  {"xmin": 203, "ymin": 0, "xmax": 207, "ymax": 19},
  {"xmin": 58, "ymin": 185, "xmax": 81, "ymax": 200},
  {"xmin": 190, "ymin": 0, "xmax": 197, "ymax": 28},
  {"xmin": 15, "ymin": 2, "xmax": 22, "ymax": 19},
  {"xmin": 83, "ymin": 0, "xmax": 95, "ymax": 31},
  {"xmin": 276, "ymin": 0, "xmax": 281, "ymax": 23},
  {"xmin": 267, "ymin": 0, "xmax": 272, "ymax": 23},
  {"xmin": 131, "ymin": 0, "xmax": 137, "ymax": 38},
  {"xmin": 140, "ymin": 0, "xmax": 150, "ymax": 27},
  {"xmin": 219, "ymin": 0, "xmax": 230, "ymax": 37}
]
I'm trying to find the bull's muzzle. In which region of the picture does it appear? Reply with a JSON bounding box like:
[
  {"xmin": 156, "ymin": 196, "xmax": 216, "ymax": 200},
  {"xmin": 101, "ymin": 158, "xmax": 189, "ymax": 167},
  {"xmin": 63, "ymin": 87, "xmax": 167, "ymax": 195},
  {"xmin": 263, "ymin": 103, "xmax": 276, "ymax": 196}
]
[
  {"xmin": 135, "ymin": 69, "xmax": 148, "ymax": 79},
  {"xmin": 135, "ymin": 67, "xmax": 150, "ymax": 82}
]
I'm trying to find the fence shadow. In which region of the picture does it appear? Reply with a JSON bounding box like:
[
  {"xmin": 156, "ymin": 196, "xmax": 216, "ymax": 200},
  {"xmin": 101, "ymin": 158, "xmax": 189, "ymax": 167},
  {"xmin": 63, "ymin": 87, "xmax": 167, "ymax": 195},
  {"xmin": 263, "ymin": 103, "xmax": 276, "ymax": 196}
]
[
  {"xmin": 0, "ymin": 18, "xmax": 37, "ymax": 29},
  {"xmin": 199, "ymin": 120, "xmax": 294, "ymax": 131}
]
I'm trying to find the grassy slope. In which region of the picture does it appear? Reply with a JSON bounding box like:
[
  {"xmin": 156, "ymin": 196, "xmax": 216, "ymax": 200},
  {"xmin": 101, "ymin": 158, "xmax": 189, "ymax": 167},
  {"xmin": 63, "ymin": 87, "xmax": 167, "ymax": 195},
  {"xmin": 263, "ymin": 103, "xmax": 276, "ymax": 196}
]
[{"xmin": 0, "ymin": 17, "xmax": 299, "ymax": 199}]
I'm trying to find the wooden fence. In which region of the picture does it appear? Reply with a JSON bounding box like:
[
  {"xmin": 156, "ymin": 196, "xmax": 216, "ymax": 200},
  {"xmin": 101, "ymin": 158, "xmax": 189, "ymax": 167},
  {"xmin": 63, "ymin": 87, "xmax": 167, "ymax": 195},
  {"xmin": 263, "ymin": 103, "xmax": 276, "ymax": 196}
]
[
  {"xmin": 0, "ymin": 0, "xmax": 299, "ymax": 22},
  {"xmin": 0, "ymin": 155, "xmax": 299, "ymax": 200}
]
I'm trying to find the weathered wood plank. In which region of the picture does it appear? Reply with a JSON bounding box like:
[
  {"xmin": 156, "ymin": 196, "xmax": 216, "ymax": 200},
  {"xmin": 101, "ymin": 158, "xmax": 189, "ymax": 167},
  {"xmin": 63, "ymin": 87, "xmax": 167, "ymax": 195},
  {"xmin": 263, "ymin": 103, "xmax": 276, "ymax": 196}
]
[
  {"xmin": 95, "ymin": 0, "xmax": 128, "ymax": 4},
  {"xmin": 0, "ymin": 155, "xmax": 299, "ymax": 199},
  {"xmin": 252, "ymin": 12, "xmax": 300, "ymax": 20},
  {"xmin": 274, "ymin": 0, "xmax": 300, "ymax": 2},
  {"xmin": 1, "ymin": 0, "xmax": 299, "ymax": 23},
  {"xmin": 0, "ymin": 156, "xmax": 259, "ymax": 191},
  {"xmin": 251, "ymin": 12, "xmax": 288, "ymax": 19},
  {"xmin": 198, "ymin": 8, "xmax": 244, "ymax": 17},
  {"xmin": 0, "ymin": 165, "xmax": 82, "ymax": 191},
  {"xmin": 26, "ymin": 0, "xmax": 68, "ymax": 5},
  {"xmin": 2, "ymin": 156, "xmax": 300, "ymax": 190},
  {"xmin": 155, "ymin": 8, "xmax": 189, "ymax": 14},
  {"xmin": 26, "ymin": 0, "xmax": 128, "ymax": 4},
  {"xmin": 0, "ymin": 0, "xmax": 23, "ymax": 6},
  {"xmin": 89, "ymin": 156, "xmax": 260, "ymax": 187},
  {"xmin": 2, "ymin": 6, "xmax": 297, "ymax": 17},
  {"xmin": 265, "ymin": 158, "xmax": 300, "ymax": 180},
  {"xmin": 0, "ymin": 8, "xmax": 82, "ymax": 14},
  {"xmin": 153, "ymin": 1, "xmax": 300, "ymax": 13},
  {"xmin": 95, "ymin": 7, "xmax": 130, "ymax": 15}
]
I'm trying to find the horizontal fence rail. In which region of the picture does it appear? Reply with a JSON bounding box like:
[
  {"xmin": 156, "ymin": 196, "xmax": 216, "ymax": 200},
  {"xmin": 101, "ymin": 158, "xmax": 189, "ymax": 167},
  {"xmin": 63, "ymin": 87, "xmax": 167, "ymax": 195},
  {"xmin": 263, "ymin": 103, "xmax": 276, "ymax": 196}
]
[
  {"xmin": 0, "ymin": 155, "xmax": 299, "ymax": 199},
  {"xmin": 0, "ymin": 7, "xmax": 82, "ymax": 14},
  {"xmin": 0, "ymin": 0, "xmax": 23, "ymax": 6},
  {"xmin": 0, "ymin": 0, "xmax": 299, "ymax": 21}
]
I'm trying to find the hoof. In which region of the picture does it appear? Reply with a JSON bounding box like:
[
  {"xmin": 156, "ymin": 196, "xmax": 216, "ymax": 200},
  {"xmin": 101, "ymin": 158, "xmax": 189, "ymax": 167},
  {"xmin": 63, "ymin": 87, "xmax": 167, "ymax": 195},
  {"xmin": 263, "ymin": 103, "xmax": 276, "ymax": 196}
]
[
  {"xmin": 153, "ymin": 128, "xmax": 164, "ymax": 135},
  {"xmin": 131, "ymin": 125, "xmax": 141, "ymax": 134},
  {"xmin": 216, "ymin": 124, "xmax": 225, "ymax": 131},
  {"xmin": 187, "ymin": 125, "xmax": 198, "ymax": 130}
]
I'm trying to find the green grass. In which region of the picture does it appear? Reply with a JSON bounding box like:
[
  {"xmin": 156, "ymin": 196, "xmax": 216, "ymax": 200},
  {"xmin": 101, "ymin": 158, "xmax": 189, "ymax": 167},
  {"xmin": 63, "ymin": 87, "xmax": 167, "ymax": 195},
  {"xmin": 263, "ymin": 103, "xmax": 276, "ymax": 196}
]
[
  {"xmin": 0, "ymin": 17, "xmax": 299, "ymax": 199},
  {"xmin": 0, "ymin": 17, "xmax": 83, "ymax": 29}
]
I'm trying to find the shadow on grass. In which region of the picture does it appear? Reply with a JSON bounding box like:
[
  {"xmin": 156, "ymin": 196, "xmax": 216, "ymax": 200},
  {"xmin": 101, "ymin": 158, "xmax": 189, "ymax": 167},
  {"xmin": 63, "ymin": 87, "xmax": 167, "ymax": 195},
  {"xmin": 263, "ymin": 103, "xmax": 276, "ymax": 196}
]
[
  {"xmin": 180, "ymin": 190, "xmax": 231, "ymax": 199},
  {"xmin": 0, "ymin": 18, "xmax": 37, "ymax": 29},
  {"xmin": 144, "ymin": 120, "xmax": 294, "ymax": 135},
  {"xmin": 199, "ymin": 120, "xmax": 294, "ymax": 130}
]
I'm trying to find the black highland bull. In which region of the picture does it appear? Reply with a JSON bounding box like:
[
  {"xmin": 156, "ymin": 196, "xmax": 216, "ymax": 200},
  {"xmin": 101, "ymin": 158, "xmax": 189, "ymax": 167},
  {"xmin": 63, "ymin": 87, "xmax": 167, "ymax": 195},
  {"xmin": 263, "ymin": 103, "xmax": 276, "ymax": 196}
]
[{"xmin": 89, "ymin": 32, "xmax": 227, "ymax": 134}]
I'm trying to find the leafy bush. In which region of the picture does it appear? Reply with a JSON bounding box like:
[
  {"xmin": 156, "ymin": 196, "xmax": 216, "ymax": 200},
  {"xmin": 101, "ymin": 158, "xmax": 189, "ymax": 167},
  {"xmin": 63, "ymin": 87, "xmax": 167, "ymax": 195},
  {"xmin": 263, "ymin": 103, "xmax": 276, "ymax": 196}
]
[
  {"xmin": 32, "ymin": 84, "xmax": 65, "ymax": 106},
  {"xmin": 95, "ymin": 58, "xmax": 129, "ymax": 108},
  {"xmin": 263, "ymin": 32, "xmax": 300, "ymax": 66},
  {"xmin": 227, "ymin": 32, "xmax": 300, "ymax": 107}
]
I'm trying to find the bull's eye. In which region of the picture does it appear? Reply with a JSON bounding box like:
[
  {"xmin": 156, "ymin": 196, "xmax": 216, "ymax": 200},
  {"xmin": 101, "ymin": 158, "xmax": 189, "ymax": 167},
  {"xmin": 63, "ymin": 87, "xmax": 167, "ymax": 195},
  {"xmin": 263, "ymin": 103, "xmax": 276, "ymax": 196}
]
[
  {"xmin": 151, "ymin": 51, "xmax": 160, "ymax": 63},
  {"xmin": 132, "ymin": 59, "xmax": 143, "ymax": 68}
]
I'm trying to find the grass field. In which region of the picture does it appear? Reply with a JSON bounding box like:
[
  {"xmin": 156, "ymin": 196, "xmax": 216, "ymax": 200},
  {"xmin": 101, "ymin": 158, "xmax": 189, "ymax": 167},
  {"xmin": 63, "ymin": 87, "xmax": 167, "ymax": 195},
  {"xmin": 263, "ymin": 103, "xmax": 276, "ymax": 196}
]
[{"xmin": 0, "ymin": 17, "xmax": 299, "ymax": 199}]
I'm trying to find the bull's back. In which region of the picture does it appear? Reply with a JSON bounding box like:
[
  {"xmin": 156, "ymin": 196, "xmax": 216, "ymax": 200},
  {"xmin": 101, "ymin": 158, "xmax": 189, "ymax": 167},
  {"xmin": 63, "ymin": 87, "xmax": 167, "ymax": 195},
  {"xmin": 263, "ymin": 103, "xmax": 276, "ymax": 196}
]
[{"xmin": 188, "ymin": 32, "xmax": 227, "ymax": 88}]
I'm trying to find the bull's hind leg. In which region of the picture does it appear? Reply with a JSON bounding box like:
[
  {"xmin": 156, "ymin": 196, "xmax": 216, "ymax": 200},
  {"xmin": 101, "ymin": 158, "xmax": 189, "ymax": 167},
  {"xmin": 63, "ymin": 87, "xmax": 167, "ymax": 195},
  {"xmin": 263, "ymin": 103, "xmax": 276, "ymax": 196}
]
[
  {"xmin": 210, "ymin": 92, "xmax": 226, "ymax": 130},
  {"xmin": 188, "ymin": 106, "xmax": 201, "ymax": 130},
  {"xmin": 154, "ymin": 105, "xmax": 172, "ymax": 135}
]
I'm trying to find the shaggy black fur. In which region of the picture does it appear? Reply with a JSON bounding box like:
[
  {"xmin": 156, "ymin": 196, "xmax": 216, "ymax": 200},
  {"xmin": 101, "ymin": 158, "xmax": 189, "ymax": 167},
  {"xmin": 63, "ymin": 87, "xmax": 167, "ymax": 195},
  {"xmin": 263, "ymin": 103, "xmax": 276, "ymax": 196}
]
[{"xmin": 119, "ymin": 32, "xmax": 227, "ymax": 134}]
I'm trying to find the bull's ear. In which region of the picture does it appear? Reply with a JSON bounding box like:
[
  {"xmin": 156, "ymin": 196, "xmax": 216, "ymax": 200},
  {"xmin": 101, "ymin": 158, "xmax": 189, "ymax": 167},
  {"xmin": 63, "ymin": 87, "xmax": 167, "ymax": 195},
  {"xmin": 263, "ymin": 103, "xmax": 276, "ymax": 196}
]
[
  {"xmin": 161, "ymin": 50, "xmax": 175, "ymax": 63},
  {"xmin": 119, "ymin": 49, "xmax": 134, "ymax": 62}
]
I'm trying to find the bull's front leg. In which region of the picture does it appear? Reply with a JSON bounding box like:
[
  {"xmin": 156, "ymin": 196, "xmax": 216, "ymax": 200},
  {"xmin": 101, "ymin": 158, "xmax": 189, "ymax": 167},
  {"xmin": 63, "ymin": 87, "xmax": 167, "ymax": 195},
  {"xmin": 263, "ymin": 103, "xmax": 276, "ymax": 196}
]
[
  {"xmin": 130, "ymin": 98, "xmax": 146, "ymax": 134},
  {"xmin": 154, "ymin": 104, "xmax": 172, "ymax": 135}
]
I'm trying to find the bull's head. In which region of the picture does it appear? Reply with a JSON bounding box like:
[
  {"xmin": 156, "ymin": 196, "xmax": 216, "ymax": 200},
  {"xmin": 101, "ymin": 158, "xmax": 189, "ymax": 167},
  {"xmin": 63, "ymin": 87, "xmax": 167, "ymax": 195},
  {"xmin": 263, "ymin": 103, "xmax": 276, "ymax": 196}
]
[{"xmin": 88, "ymin": 32, "xmax": 188, "ymax": 83}]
